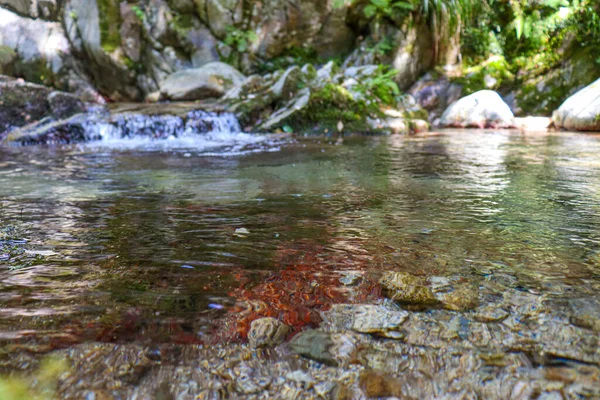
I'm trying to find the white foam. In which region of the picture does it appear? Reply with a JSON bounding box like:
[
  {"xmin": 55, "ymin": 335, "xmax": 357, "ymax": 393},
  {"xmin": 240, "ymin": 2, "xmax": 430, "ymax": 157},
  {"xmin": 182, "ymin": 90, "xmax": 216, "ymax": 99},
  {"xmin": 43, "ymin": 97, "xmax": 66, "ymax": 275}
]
[{"xmin": 77, "ymin": 111, "xmax": 280, "ymax": 155}]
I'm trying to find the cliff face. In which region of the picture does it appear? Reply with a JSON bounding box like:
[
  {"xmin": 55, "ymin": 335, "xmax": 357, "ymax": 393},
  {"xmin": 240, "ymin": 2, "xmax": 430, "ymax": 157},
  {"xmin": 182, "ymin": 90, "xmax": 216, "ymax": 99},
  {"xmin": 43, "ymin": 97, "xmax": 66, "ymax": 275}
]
[{"xmin": 0, "ymin": 0, "xmax": 458, "ymax": 102}]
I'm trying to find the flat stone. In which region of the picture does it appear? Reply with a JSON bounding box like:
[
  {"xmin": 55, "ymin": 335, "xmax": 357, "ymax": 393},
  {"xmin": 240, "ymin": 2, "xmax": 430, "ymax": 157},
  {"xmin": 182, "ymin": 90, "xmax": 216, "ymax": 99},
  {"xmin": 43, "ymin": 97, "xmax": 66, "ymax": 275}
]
[
  {"xmin": 247, "ymin": 317, "xmax": 290, "ymax": 348},
  {"xmin": 321, "ymin": 304, "xmax": 408, "ymax": 335},
  {"xmin": 160, "ymin": 62, "xmax": 246, "ymax": 101},
  {"xmin": 380, "ymin": 271, "xmax": 438, "ymax": 306}
]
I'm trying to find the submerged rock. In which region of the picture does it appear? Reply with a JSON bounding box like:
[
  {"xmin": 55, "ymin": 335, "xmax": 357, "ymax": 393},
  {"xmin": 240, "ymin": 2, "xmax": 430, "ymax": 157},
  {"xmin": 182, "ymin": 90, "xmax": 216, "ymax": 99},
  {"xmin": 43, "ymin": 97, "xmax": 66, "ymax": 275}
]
[
  {"xmin": 359, "ymin": 370, "xmax": 404, "ymax": 398},
  {"xmin": 289, "ymin": 330, "xmax": 358, "ymax": 367},
  {"xmin": 380, "ymin": 271, "xmax": 438, "ymax": 307},
  {"xmin": 247, "ymin": 318, "xmax": 290, "ymax": 348},
  {"xmin": 553, "ymin": 77, "xmax": 600, "ymax": 131},
  {"xmin": 440, "ymin": 90, "xmax": 516, "ymax": 129},
  {"xmin": 160, "ymin": 62, "xmax": 246, "ymax": 101},
  {"xmin": 321, "ymin": 304, "xmax": 408, "ymax": 337},
  {"xmin": 436, "ymin": 284, "xmax": 480, "ymax": 312}
]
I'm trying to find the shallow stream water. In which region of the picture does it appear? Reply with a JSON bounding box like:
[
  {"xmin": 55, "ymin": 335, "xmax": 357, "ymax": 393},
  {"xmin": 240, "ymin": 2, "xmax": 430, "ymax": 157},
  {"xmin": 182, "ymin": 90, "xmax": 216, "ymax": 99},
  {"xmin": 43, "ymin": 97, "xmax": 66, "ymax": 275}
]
[{"xmin": 1, "ymin": 130, "xmax": 600, "ymax": 398}]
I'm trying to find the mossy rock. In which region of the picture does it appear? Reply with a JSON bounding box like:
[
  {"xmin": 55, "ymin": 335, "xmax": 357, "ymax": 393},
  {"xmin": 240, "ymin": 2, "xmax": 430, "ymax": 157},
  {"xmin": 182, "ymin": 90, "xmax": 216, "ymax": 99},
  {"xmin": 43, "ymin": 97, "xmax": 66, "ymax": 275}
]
[
  {"xmin": 0, "ymin": 46, "xmax": 16, "ymax": 75},
  {"xmin": 379, "ymin": 271, "xmax": 438, "ymax": 307}
]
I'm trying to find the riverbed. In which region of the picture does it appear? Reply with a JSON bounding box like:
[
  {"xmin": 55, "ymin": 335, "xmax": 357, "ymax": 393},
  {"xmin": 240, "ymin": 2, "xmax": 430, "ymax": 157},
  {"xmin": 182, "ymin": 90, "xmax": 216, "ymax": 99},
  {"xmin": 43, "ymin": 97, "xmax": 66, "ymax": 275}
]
[{"xmin": 1, "ymin": 130, "xmax": 599, "ymax": 398}]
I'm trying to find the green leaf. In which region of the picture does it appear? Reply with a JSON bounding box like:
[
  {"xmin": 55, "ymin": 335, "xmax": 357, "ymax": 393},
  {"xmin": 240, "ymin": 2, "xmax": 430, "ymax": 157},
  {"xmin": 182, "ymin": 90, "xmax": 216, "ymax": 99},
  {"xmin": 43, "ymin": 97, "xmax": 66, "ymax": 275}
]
[
  {"xmin": 282, "ymin": 125, "xmax": 294, "ymax": 133},
  {"xmin": 392, "ymin": 1, "xmax": 414, "ymax": 10},
  {"xmin": 364, "ymin": 4, "xmax": 378, "ymax": 18}
]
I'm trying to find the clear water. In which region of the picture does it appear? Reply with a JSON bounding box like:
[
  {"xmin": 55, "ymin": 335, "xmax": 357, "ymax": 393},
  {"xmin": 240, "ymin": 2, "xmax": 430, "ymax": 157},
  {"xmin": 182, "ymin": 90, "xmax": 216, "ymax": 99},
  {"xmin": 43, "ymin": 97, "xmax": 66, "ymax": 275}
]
[{"xmin": 1, "ymin": 129, "xmax": 600, "ymax": 352}]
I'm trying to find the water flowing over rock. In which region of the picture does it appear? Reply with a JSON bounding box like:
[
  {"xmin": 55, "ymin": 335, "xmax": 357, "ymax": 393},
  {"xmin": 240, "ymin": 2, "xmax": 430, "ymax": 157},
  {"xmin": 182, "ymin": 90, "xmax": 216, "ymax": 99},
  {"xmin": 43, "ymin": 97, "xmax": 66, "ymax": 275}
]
[
  {"xmin": 440, "ymin": 90, "xmax": 516, "ymax": 129},
  {"xmin": 2, "ymin": 103, "xmax": 242, "ymax": 145},
  {"xmin": 553, "ymin": 77, "xmax": 600, "ymax": 131},
  {"xmin": 160, "ymin": 62, "xmax": 246, "ymax": 101}
]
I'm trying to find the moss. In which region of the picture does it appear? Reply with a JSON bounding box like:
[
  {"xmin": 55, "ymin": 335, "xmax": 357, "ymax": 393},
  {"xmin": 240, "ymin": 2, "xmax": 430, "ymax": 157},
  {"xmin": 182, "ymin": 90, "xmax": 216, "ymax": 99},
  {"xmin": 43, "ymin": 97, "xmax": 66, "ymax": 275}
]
[
  {"xmin": 284, "ymin": 83, "xmax": 376, "ymax": 134},
  {"xmin": 98, "ymin": 0, "xmax": 122, "ymax": 53},
  {"xmin": 515, "ymin": 48, "xmax": 600, "ymax": 115},
  {"xmin": 453, "ymin": 56, "xmax": 514, "ymax": 95},
  {"xmin": 0, "ymin": 45, "xmax": 16, "ymax": 74},
  {"xmin": 170, "ymin": 12, "xmax": 194, "ymax": 38}
]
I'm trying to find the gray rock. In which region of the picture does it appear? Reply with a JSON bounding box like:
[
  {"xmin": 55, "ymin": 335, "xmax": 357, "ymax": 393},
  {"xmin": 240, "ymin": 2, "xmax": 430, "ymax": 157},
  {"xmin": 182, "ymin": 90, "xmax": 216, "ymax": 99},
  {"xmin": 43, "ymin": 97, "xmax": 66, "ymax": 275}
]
[
  {"xmin": 440, "ymin": 90, "xmax": 516, "ymax": 129},
  {"xmin": 119, "ymin": 3, "xmax": 143, "ymax": 63},
  {"xmin": 0, "ymin": 78, "xmax": 84, "ymax": 136},
  {"xmin": 247, "ymin": 317, "xmax": 290, "ymax": 348},
  {"xmin": 553, "ymin": 77, "xmax": 600, "ymax": 131},
  {"xmin": 321, "ymin": 304, "xmax": 408, "ymax": 336},
  {"xmin": 0, "ymin": 7, "xmax": 70, "ymax": 82},
  {"xmin": 289, "ymin": 330, "xmax": 358, "ymax": 367},
  {"xmin": 160, "ymin": 62, "xmax": 246, "ymax": 101},
  {"xmin": 257, "ymin": 87, "xmax": 311, "ymax": 131},
  {"xmin": 47, "ymin": 91, "xmax": 86, "ymax": 120},
  {"xmin": 409, "ymin": 73, "xmax": 463, "ymax": 123}
]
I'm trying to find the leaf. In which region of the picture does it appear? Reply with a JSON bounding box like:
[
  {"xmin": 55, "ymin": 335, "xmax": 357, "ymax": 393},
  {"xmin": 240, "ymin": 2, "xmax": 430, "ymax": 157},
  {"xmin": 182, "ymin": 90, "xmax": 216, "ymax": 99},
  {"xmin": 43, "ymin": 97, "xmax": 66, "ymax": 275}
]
[
  {"xmin": 392, "ymin": 1, "xmax": 414, "ymax": 10},
  {"xmin": 364, "ymin": 4, "xmax": 378, "ymax": 18},
  {"xmin": 282, "ymin": 125, "xmax": 294, "ymax": 133},
  {"xmin": 370, "ymin": 0, "xmax": 389, "ymax": 7}
]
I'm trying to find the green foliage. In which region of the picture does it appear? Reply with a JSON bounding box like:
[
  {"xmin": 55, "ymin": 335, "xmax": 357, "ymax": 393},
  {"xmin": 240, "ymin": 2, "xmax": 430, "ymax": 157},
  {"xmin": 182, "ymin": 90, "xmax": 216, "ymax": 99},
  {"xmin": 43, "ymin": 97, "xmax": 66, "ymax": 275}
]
[
  {"xmin": 170, "ymin": 13, "xmax": 194, "ymax": 38},
  {"xmin": 97, "ymin": 0, "xmax": 122, "ymax": 53},
  {"xmin": 569, "ymin": 2, "xmax": 600, "ymax": 61},
  {"xmin": 454, "ymin": 55, "xmax": 514, "ymax": 95},
  {"xmin": 131, "ymin": 5, "xmax": 145, "ymax": 22},
  {"xmin": 223, "ymin": 25, "xmax": 258, "ymax": 53},
  {"xmin": 354, "ymin": 66, "xmax": 401, "ymax": 106}
]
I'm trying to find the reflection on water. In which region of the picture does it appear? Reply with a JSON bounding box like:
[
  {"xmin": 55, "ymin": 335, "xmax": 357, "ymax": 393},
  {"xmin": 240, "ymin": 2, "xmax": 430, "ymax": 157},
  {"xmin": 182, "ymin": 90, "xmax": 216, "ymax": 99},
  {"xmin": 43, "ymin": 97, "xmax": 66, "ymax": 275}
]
[{"xmin": 1, "ymin": 130, "xmax": 600, "ymax": 396}]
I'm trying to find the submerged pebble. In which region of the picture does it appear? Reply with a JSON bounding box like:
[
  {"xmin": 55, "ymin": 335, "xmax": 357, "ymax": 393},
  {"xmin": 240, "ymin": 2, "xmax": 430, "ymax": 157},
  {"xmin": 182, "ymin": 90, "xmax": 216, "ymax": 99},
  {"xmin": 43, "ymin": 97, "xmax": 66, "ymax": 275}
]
[
  {"xmin": 321, "ymin": 304, "xmax": 408, "ymax": 337},
  {"xmin": 247, "ymin": 318, "xmax": 290, "ymax": 348},
  {"xmin": 380, "ymin": 271, "xmax": 438, "ymax": 307}
]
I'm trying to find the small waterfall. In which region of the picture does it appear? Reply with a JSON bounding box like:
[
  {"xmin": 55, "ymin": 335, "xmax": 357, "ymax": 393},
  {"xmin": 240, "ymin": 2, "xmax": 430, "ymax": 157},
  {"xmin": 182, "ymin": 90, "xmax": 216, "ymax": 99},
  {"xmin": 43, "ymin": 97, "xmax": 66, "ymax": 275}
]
[
  {"xmin": 77, "ymin": 109, "xmax": 277, "ymax": 154},
  {"xmin": 90, "ymin": 110, "xmax": 242, "ymax": 141},
  {"xmin": 5, "ymin": 107, "xmax": 281, "ymax": 154}
]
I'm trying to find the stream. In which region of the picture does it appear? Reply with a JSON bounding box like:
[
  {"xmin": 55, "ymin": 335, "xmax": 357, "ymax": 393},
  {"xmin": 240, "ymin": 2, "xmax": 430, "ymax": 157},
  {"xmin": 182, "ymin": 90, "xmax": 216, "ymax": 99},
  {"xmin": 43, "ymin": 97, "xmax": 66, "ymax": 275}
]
[{"xmin": 1, "ymin": 125, "xmax": 600, "ymax": 398}]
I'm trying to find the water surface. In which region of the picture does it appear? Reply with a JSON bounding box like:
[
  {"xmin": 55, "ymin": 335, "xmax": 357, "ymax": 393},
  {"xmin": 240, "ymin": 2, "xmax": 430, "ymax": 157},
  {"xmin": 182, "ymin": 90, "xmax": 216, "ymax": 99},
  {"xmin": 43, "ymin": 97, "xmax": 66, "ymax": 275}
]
[{"xmin": 1, "ymin": 130, "xmax": 600, "ymax": 371}]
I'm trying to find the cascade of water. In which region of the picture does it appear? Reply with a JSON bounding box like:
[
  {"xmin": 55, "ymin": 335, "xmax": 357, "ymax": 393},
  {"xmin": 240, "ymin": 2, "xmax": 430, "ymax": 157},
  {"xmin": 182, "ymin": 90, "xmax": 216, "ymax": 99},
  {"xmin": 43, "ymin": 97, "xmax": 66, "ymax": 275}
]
[
  {"xmin": 74, "ymin": 109, "xmax": 276, "ymax": 153},
  {"xmin": 86, "ymin": 110, "xmax": 242, "ymax": 141}
]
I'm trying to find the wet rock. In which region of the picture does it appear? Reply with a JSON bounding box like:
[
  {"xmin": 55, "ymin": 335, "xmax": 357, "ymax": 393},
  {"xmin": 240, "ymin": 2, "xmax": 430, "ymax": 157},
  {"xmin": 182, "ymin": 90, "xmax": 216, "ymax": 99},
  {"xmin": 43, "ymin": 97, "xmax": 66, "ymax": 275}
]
[
  {"xmin": 339, "ymin": 273, "xmax": 361, "ymax": 286},
  {"xmin": 247, "ymin": 318, "xmax": 290, "ymax": 348},
  {"xmin": 0, "ymin": 78, "xmax": 85, "ymax": 137},
  {"xmin": 321, "ymin": 304, "xmax": 408, "ymax": 337},
  {"xmin": 380, "ymin": 271, "xmax": 438, "ymax": 307},
  {"xmin": 473, "ymin": 305, "xmax": 509, "ymax": 323},
  {"xmin": 359, "ymin": 370, "xmax": 403, "ymax": 398},
  {"xmin": 289, "ymin": 330, "xmax": 338, "ymax": 366},
  {"xmin": 440, "ymin": 90, "xmax": 516, "ymax": 129},
  {"xmin": 160, "ymin": 62, "xmax": 246, "ymax": 101},
  {"xmin": 289, "ymin": 330, "xmax": 358, "ymax": 367},
  {"xmin": 47, "ymin": 91, "xmax": 86, "ymax": 120},
  {"xmin": 553, "ymin": 77, "xmax": 600, "ymax": 131},
  {"xmin": 437, "ymin": 284, "xmax": 479, "ymax": 312},
  {"xmin": 568, "ymin": 298, "xmax": 600, "ymax": 332},
  {"xmin": 285, "ymin": 370, "xmax": 314, "ymax": 388},
  {"xmin": 257, "ymin": 88, "xmax": 311, "ymax": 131}
]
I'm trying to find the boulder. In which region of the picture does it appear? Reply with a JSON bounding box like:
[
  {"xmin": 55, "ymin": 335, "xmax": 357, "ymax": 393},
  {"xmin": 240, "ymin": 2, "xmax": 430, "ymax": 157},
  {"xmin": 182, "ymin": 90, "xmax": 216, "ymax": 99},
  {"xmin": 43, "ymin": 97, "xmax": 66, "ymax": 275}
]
[
  {"xmin": 553, "ymin": 78, "xmax": 600, "ymax": 131},
  {"xmin": 440, "ymin": 90, "xmax": 516, "ymax": 129},
  {"xmin": 160, "ymin": 62, "xmax": 246, "ymax": 101},
  {"xmin": 409, "ymin": 73, "xmax": 463, "ymax": 123},
  {"xmin": 0, "ymin": 78, "xmax": 83, "ymax": 136}
]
